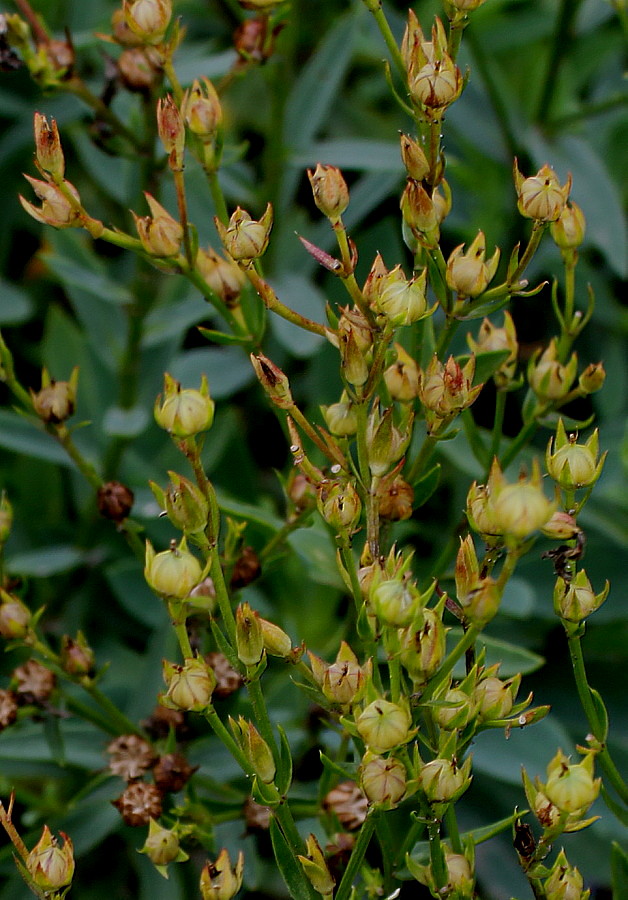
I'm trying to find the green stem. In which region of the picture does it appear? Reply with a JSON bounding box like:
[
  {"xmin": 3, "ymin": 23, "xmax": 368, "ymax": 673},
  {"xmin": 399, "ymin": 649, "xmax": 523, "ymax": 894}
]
[
  {"xmin": 444, "ymin": 802, "xmax": 462, "ymax": 853},
  {"xmin": 246, "ymin": 671, "xmax": 280, "ymax": 764},
  {"xmin": 435, "ymin": 316, "xmax": 460, "ymax": 359},
  {"xmin": 82, "ymin": 682, "xmax": 145, "ymax": 736},
  {"xmin": 567, "ymin": 631, "xmax": 628, "ymax": 804},
  {"xmin": 422, "ymin": 625, "xmax": 481, "ymax": 702},
  {"xmin": 363, "ymin": 2, "xmax": 407, "ymax": 84},
  {"xmin": 53, "ymin": 425, "xmax": 102, "ymax": 489},
  {"xmin": 535, "ymin": 0, "xmax": 585, "ymax": 124},
  {"xmin": 173, "ymin": 166, "xmax": 194, "ymax": 268},
  {"xmin": 334, "ymin": 809, "xmax": 377, "ymax": 900},
  {"xmin": 210, "ymin": 550, "xmax": 237, "ymax": 648},
  {"xmin": 246, "ymin": 268, "xmax": 326, "ymax": 337},
  {"xmin": 168, "ymin": 601, "xmax": 194, "ymax": 659},
  {"xmin": 499, "ymin": 419, "xmax": 539, "ymax": 471},
  {"xmin": 207, "ymin": 168, "xmax": 229, "ymax": 225},
  {"xmin": 204, "ymin": 704, "xmax": 255, "ymax": 776},
  {"xmin": 0, "ymin": 330, "xmax": 32, "ymax": 408},
  {"xmin": 406, "ymin": 432, "xmax": 438, "ymax": 486},
  {"xmin": 427, "ymin": 817, "xmax": 447, "ymax": 891}
]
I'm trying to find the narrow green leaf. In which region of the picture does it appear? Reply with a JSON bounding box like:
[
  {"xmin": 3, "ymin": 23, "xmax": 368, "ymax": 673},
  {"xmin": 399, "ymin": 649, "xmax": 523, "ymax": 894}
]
[
  {"xmin": 269, "ymin": 815, "xmax": 313, "ymax": 900},
  {"xmin": 0, "ymin": 410, "xmax": 69, "ymax": 465},
  {"xmin": 589, "ymin": 687, "xmax": 609, "ymax": 741},
  {"xmin": 319, "ymin": 751, "xmax": 358, "ymax": 782},
  {"xmin": 197, "ymin": 327, "xmax": 251, "ymax": 346},
  {"xmin": 456, "ymin": 350, "xmax": 512, "ymax": 384},
  {"xmin": 602, "ymin": 786, "xmax": 628, "ymax": 827},
  {"xmin": 411, "ymin": 464, "xmax": 441, "ymax": 507}
]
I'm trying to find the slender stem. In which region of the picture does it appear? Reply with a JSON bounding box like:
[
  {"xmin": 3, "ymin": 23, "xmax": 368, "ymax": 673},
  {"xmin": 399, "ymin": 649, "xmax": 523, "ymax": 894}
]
[
  {"xmin": 246, "ymin": 671, "xmax": 280, "ymax": 764},
  {"xmin": 204, "ymin": 705, "xmax": 255, "ymax": 776},
  {"xmin": 486, "ymin": 389, "xmax": 507, "ymax": 477},
  {"xmin": 499, "ymin": 419, "xmax": 539, "ymax": 471},
  {"xmin": 567, "ymin": 632, "xmax": 628, "ymax": 804},
  {"xmin": 206, "ymin": 169, "xmax": 229, "ymax": 225},
  {"xmin": 363, "ymin": 2, "xmax": 407, "ymax": 84},
  {"xmin": 427, "ymin": 817, "xmax": 447, "ymax": 890},
  {"xmin": 64, "ymin": 79, "xmax": 144, "ymax": 149},
  {"xmin": 511, "ymin": 222, "xmax": 547, "ymax": 285},
  {"xmin": 290, "ymin": 405, "xmax": 347, "ymax": 469},
  {"xmin": 435, "ymin": 316, "xmax": 460, "ymax": 359},
  {"xmin": 0, "ymin": 331, "xmax": 32, "ymax": 408},
  {"xmin": 535, "ymin": 0, "xmax": 585, "ymax": 124},
  {"xmin": 210, "ymin": 550, "xmax": 237, "ymax": 648},
  {"xmin": 245, "ymin": 268, "xmax": 326, "ymax": 336},
  {"xmin": 172, "ymin": 166, "xmax": 194, "ymax": 267},
  {"xmin": 52, "ymin": 425, "xmax": 102, "ymax": 489},
  {"xmin": 422, "ymin": 625, "xmax": 481, "ymax": 702},
  {"xmin": 334, "ymin": 809, "xmax": 377, "ymax": 900},
  {"xmin": 406, "ymin": 432, "xmax": 438, "ymax": 486},
  {"xmin": 168, "ymin": 601, "xmax": 194, "ymax": 659},
  {"xmin": 0, "ymin": 798, "xmax": 30, "ymax": 861},
  {"xmin": 82, "ymin": 682, "xmax": 145, "ymax": 736},
  {"xmin": 444, "ymin": 802, "xmax": 462, "ymax": 853}
]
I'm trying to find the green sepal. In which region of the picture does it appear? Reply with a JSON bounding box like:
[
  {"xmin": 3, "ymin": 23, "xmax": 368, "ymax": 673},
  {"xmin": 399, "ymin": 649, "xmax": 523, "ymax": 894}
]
[{"xmin": 589, "ymin": 686, "xmax": 609, "ymax": 742}]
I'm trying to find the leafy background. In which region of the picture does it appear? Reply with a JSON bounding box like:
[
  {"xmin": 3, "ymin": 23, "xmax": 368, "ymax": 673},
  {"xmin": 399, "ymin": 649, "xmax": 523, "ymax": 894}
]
[{"xmin": 0, "ymin": 0, "xmax": 626, "ymax": 896}]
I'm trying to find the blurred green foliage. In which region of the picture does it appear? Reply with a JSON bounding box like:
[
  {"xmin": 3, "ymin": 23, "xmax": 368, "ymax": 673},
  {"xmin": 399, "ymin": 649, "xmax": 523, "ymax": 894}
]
[{"xmin": 0, "ymin": 0, "xmax": 626, "ymax": 897}]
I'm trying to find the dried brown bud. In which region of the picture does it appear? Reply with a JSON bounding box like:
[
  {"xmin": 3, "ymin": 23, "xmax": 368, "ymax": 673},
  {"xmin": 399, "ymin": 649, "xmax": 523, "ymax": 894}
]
[
  {"xmin": 323, "ymin": 781, "xmax": 368, "ymax": 830},
  {"xmin": 107, "ymin": 734, "xmax": 157, "ymax": 781},
  {"xmin": 117, "ymin": 47, "xmax": 161, "ymax": 92},
  {"xmin": 97, "ymin": 481, "xmax": 135, "ymax": 522},
  {"xmin": 13, "ymin": 659, "xmax": 56, "ymax": 704},
  {"xmin": 0, "ymin": 689, "xmax": 18, "ymax": 729},
  {"xmin": 206, "ymin": 652, "xmax": 244, "ymax": 699},
  {"xmin": 230, "ymin": 546, "xmax": 262, "ymax": 590},
  {"xmin": 142, "ymin": 704, "xmax": 186, "ymax": 739},
  {"xmin": 112, "ymin": 781, "xmax": 163, "ymax": 826},
  {"xmin": 153, "ymin": 752, "xmax": 198, "ymax": 793}
]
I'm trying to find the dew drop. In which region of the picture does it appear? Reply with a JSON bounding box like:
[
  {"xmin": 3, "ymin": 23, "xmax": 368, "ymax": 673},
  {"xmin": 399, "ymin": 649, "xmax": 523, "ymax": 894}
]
[
  {"xmin": 330, "ymin": 464, "xmax": 341, "ymax": 474},
  {"xmin": 289, "ymin": 444, "xmax": 299, "ymax": 453}
]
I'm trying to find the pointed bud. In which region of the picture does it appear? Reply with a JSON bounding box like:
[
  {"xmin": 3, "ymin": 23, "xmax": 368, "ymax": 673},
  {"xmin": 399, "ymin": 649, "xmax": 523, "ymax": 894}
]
[
  {"xmin": 60, "ymin": 632, "xmax": 95, "ymax": 676},
  {"xmin": 123, "ymin": 0, "xmax": 171, "ymax": 43},
  {"xmin": 409, "ymin": 51, "xmax": 462, "ymax": 112},
  {"xmin": 20, "ymin": 176, "xmax": 81, "ymax": 228},
  {"xmin": 157, "ymin": 94, "xmax": 185, "ymax": 167},
  {"xmin": 317, "ymin": 480, "xmax": 362, "ymax": 533},
  {"xmin": 376, "ymin": 475, "xmax": 414, "ymax": 521},
  {"xmin": 384, "ymin": 344, "xmax": 420, "ymax": 401},
  {"xmin": 200, "ymin": 849, "xmax": 244, "ymax": 900},
  {"xmin": 435, "ymin": 688, "xmax": 476, "ymax": 731},
  {"xmin": 544, "ymin": 849, "xmax": 589, "ymax": 900},
  {"xmin": 418, "ymin": 355, "xmax": 483, "ymax": 433},
  {"xmin": 230, "ymin": 716, "xmax": 276, "ymax": 783},
  {"xmin": 400, "ymin": 179, "xmax": 439, "ymax": 244},
  {"xmin": 528, "ymin": 340, "xmax": 578, "ymax": 403},
  {"xmin": 30, "ymin": 366, "xmax": 78, "ymax": 424},
  {"xmin": 321, "ymin": 394, "xmax": 358, "ymax": 437},
  {"xmin": 400, "ymin": 133, "xmax": 429, "ymax": 181},
  {"xmin": 490, "ymin": 458, "xmax": 556, "ymax": 544},
  {"xmin": 140, "ymin": 818, "xmax": 189, "ymax": 868},
  {"xmin": 236, "ymin": 602, "xmax": 264, "ymax": 666},
  {"xmin": 151, "ymin": 471, "xmax": 209, "ymax": 534},
  {"xmin": 162, "ymin": 656, "xmax": 216, "ymax": 711},
  {"xmin": 418, "ymin": 756, "xmax": 472, "ymax": 804},
  {"xmin": 546, "ymin": 420, "xmax": 606, "ymax": 490},
  {"xmin": 514, "ymin": 160, "xmax": 571, "ymax": 222},
  {"xmin": 553, "ymin": 570, "xmax": 609, "ymax": 624},
  {"xmin": 26, "ymin": 826, "xmax": 75, "ymax": 892},
  {"xmin": 33, "ymin": 112, "xmax": 64, "ymax": 180},
  {"xmin": 400, "ymin": 606, "xmax": 446, "ymax": 686},
  {"xmin": 541, "ymin": 511, "xmax": 581, "ymax": 541},
  {"xmin": 308, "ymin": 163, "xmax": 349, "ymax": 223},
  {"xmin": 154, "ymin": 372, "xmax": 215, "ymax": 437},
  {"xmin": 578, "ymin": 362, "xmax": 605, "ymax": 395},
  {"xmin": 370, "ymin": 578, "xmax": 419, "ymax": 628},
  {"xmin": 544, "ymin": 748, "xmax": 600, "ymax": 815},
  {"xmin": 446, "ymin": 231, "xmax": 500, "ymax": 298},
  {"xmin": 474, "ymin": 673, "xmax": 519, "ymax": 720},
  {"xmin": 182, "ymin": 78, "xmax": 222, "ymax": 141},
  {"xmin": 259, "ymin": 616, "xmax": 293, "ymax": 658},
  {"xmin": 133, "ymin": 193, "xmax": 183, "ymax": 257},
  {"xmin": 298, "ymin": 834, "xmax": 336, "ymax": 897},
  {"xmin": 376, "ymin": 266, "xmax": 430, "ymax": 326},
  {"xmin": 467, "ymin": 311, "xmax": 518, "ymax": 389},
  {"xmin": 250, "ymin": 353, "xmax": 293, "ymax": 409},
  {"xmin": 144, "ymin": 537, "xmax": 203, "ymax": 599},
  {"xmin": 214, "ymin": 204, "xmax": 273, "ymax": 261},
  {"xmin": 196, "ymin": 247, "xmax": 246, "ymax": 305},
  {"xmin": 550, "ymin": 201, "xmax": 586, "ymax": 251}
]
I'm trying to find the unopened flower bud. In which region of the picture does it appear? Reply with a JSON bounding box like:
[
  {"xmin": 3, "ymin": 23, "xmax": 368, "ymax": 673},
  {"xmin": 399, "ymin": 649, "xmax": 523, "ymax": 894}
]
[
  {"xmin": 356, "ymin": 699, "xmax": 412, "ymax": 752},
  {"xmin": 384, "ymin": 344, "xmax": 420, "ymax": 401},
  {"xmin": 151, "ymin": 472, "xmax": 209, "ymax": 534},
  {"xmin": 97, "ymin": 481, "xmax": 135, "ymax": 523},
  {"xmin": 144, "ymin": 537, "xmax": 203, "ymax": 599},
  {"xmin": 446, "ymin": 231, "xmax": 500, "ymax": 298},
  {"xmin": 400, "ymin": 179, "xmax": 439, "ymax": 243},
  {"xmin": 553, "ymin": 570, "xmax": 609, "ymax": 624},
  {"xmin": 544, "ymin": 849, "xmax": 587, "ymax": 900},
  {"xmin": 182, "ymin": 78, "xmax": 222, "ymax": 141},
  {"xmin": 544, "ymin": 748, "xmax": 600, "ymax": 815},
  {"xmin": 541, "ymin": 511, "xmax": 581, "ymax": 541},
  {"xmin": 490, "ymin": 458, "xmax": 556, "ymax": 544},
  {"xmin": 236, "ymin": 602, "xmax": 264, "ymax": 666},
  {"xmin": 546, "ymin": 420, "xmax": 606, "ymax": 490},
  {"xmin": 467, "ymin": 311, "xmax": 518, "ymax": 389},
  {"xmin": 371, "ymin": 578, "xmax": 418, "ymax": 628},
  {"xmin": 550, "ymin": 201, "xmax": 586, "ymax": 251},
  {"xmin": 123, "ymin": 0, "xmax": 171, "ymax": 43},
  {"xmin": 196, "ymin": 247, "xmax": 246, "ymax": 305},
  {"xmin": 60, "ymin": 632, "xmax": 95, "ymax": 676},
  {"xmin": 154, "ymin": 372, "xmax": 215, "ymax": 437},
  {"xmin": 435, "ymin": 688, "xmax": 476, "ymax": 731},
  {"xmin": 140, "ymin": 818, "xmax": 188, "ymax": 868},
  {"xmin": 215, "ymin": 204, "xmax": 273, "ymax": 261},
  {"xmin": 312, "ymin": 642, "xmax": 369, "ymax": 708},
  {"xmin": 133, "ymin": 193, "xmax": 183, "ymax": 257},
  {"xmin": 162, "ymin": 656, "xmax": 216, "ymax": 711},
  {"xmin": 528, "ymin": 340, "xmax": 578, "ymax": 403},
  {"xmin": 418, "ymin": 756, "xmax": 472, "ymax": 804},
  {"xmin": 259, "ymin": 616, "xmax": 292, "ymax": 658},
  {"xmin": 250, "ymin": 353, "xmax": 293, "ymax": 409},
  {"xmin": 33, "ymin": 112, "xmax": 64, "ymax": 180},
  {"xmin": 157, "ymin": 94, "xmax": 185, "ymax": 166},
  {"xmin": 514, "ymin": 160, "xmax": 571, "ymax": 222},
  {"xmin": 30, "ymin": 366, "xmax": 78, "ymax": 424},
  {"xmin": 366, "ymin": 404, "xmax": 411, "ymax": 477},
  {"xmin": 578, "ymin": 362, "xmax": 605, "ymax": 395},
  {"xmin": 322, "ymin": 395, "xmax": 358, "ymax": 437},
  {"xmin": 474, "ymin": 674, "xmax": 518, "ymax": 720},
  {"xmin": 317, "ymin": 480, "xmax": 362, "ymax": 533},
  {"xmin": 298, "ymin": 834, "xmax": 336, "ymax": 897},
  {"xmin": 376, "ymin": 266, "xmax": 430, "ymax": 326},
  {"xmin": 26, "ymin": 826, "xmax": 75, "ymax": 892},
  {"xmin": 200, "ymin": 849, "xmax": 244, "ymax": 900},
  {"xmin": 20, "ymin": 176, "xmax": 81, "ymax": 228},
  {"xmin": 0, "ymin": 591, "xmax": 31, "ymax": 639},
  {"xmin": 400, "ymin": 133, "xmax": 430, "ymax": 181},
  {"xmin": 376, "ymin": 475, "xmax": 414, "ymax": 521},
  {"xmin": 409, "ymin": 54, "xmax": 462, "ymax": 112},
  {"xmin": 418, "ymin": 355, "xmax": 482, "ymax": 433},
  {"xmin": 230, "ymin": 716, "xmax": 276, "ymax": 783},
  {"xmin": 360, "ymin": 752, "xmax": 407, "ymax": 807},
  {"xmin": 118, "ymin": 47, "xmax": 161, "ymax": 92},
  {"xmin": 308, "ymin": 163, "xmax": 349, "ymax": 223},
  {"xmin": 400, "ymin": 607, "xmax": 446, "ymax": 686}
]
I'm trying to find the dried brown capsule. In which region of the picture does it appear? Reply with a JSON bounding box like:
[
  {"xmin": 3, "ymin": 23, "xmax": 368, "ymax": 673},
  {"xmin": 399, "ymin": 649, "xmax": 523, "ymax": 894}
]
[
  {"xmin": 107, "ymin": 734, "xmax": 157, "ymax": 781},
  {"xmin": 323, "ymin": 781, "xmax": 368, "ymax": 831},
  {"xmin": 230, "ymin": 546, "xmax": 262, "ymax": 590},
  {"xmin": 97, "ymin": 481, "xmax": 135, "ymax": 522},
  {"xmin": 153, "ymin": 752, "xmax": 198, "ymax": 793},
  {"xmin": 13, "ymin": 659, "xmax": 56, "ymax": 704},
  {"xmin": 206, "ymin": 652, "xmax": 244, "ymax": 700},
  {"xmin": 112, "ymin": 782, "xmax": 163, "ymax": 826},
  {"xmin": 142, "ymin": 704, "xmax": 186, "ymax": 740},
  {"xmin": 0, "ymin": 689, "xmax": 18, "ymax": 729}
]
